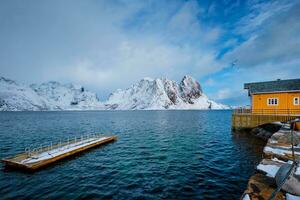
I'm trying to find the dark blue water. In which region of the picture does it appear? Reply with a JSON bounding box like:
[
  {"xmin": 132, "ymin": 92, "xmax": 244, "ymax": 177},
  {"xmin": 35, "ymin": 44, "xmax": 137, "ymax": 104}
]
[{"xmin": 0, "ymin": 111, "xmax": 265, "ymax": 200}]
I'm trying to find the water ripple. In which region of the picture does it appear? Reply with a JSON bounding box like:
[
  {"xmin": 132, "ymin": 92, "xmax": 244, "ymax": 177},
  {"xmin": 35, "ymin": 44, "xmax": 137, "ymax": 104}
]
[{"xmin": 0, "ymin": 111, "xmax": 265, "ymax": 200}]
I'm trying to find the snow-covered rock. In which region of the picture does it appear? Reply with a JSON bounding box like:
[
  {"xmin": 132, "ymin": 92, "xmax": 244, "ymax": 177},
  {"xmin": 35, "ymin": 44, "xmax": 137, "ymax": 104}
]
[
  {"xmin": 105, "ymin": 75, "xmax": 229, "ymax": 110},
  {"xmin": 0, "ymin": 75, "xmax": 228, "ymax": 111},
  {"xmin": 179, "ymin": 75, "xmax": 202, "ymax": 103},
  {"xmin": 0, "ymin": 77, "xmax": 48, "ymax": 111},
  {"xmin": 30, "ymin": 81, "xmax": 102, "ymax": 110},
  {"xmin": 0, "ymin": 77, "xmax": 103, "ymax": 111}
]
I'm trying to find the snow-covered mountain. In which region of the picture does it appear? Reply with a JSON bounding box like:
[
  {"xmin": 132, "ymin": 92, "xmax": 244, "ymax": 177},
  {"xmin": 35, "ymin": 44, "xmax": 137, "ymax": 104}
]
[
  {"xmin": 104, "ymin": 75, "xmax": 228, "ymax": 110},
  {"xmin": 0, "ymin": 77, "xmax": 102, "ymax": 111},
  {"xmin": 30, "ymin": 81, "xmax": 102, "ymax": 110},
  {"xmin": 0, "ymin": 75, "xmax": 228, "ymax": 111}
]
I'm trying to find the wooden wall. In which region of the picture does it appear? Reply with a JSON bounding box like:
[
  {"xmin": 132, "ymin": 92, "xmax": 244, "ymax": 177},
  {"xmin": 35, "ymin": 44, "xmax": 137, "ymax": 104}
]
[{"xmin": 251, "ymin": 92, "xmax": 300, "ymax": 113}]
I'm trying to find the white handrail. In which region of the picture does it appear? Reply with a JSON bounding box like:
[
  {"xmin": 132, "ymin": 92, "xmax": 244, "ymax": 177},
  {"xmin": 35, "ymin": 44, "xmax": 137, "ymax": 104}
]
[{"xmin": 24, "ymin": 133, "xmax": 107, "ymax": 156}]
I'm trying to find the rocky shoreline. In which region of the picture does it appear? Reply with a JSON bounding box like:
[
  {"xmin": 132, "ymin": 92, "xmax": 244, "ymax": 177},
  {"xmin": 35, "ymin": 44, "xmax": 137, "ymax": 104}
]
[{"xmin": 241, "ymin": 125, "xmax": 300, "ymax": 200}]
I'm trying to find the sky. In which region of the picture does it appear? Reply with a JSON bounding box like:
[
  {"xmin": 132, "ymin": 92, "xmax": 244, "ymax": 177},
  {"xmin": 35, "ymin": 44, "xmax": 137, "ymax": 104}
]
[{"xmin": 0, "ymin": 0, "xmax": 299, "ymax": 106}]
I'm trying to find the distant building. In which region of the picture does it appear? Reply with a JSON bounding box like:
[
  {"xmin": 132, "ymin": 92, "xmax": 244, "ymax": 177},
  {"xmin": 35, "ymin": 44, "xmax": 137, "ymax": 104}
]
[{"xmin": 244, "ymin": 79, "xmax": 300, "ymax": 115}]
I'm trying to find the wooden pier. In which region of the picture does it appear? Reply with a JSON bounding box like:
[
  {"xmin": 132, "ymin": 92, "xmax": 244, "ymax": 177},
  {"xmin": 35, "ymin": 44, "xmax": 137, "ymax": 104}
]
[
  {"xmin": 232, "ymin": 109, "xmax": 299, "ymax": 130},
  {"xmin": 1, "ymin": 134, "xmax": 117, "ymax": 171}
]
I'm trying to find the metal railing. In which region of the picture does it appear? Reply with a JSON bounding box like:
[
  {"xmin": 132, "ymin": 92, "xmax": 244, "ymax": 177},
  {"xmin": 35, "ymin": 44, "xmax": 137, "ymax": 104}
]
[
  {"xmin": 24, "ymin": 133, "xmax": 109, "ymax": 157},
  {"xmin": 233, "ymin": 108, "xmax": 300, "ymax": 116}
]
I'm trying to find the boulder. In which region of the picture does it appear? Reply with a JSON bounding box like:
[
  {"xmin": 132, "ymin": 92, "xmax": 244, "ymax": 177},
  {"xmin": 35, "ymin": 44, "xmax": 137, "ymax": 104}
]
[{"xmin": 275, "ymin": 163, "xmax": 300, "ymax": 196}]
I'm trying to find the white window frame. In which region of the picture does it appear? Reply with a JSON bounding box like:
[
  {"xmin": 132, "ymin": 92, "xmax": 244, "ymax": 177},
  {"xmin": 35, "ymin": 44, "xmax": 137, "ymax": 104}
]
[
  {"xmin": 267, "ymin": 98, "xmax": 279, "ymax": 106},
  {"xmin": 294, "ymin": 97, "xmax": 299, "ymax": 105}
]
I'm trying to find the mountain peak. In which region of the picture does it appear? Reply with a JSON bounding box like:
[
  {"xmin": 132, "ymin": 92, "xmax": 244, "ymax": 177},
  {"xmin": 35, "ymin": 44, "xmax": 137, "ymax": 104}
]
[
  {"xmin": 0, "ymin": 76, "xmax": 17, "ymax": 85},
  {"xmin": 179, "ymin": 75, "xmax": 202, "ymax": 103},
  {"xmin": 182, "ymin": 75, "xmax": 194, "ymax": 80},
  {"xmin": 141, "ymin": 77, "xmax": 154, "ymax": 82},
  {"xmin": 106, "ymin": 75, "xmax": 227, "ymax": 110}
]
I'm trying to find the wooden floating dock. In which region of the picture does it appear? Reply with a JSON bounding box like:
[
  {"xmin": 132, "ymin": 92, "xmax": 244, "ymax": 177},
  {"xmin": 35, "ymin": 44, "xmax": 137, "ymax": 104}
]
[{"xmin": 1, "ymin": 134, "xmax": 117, "ymax": 171}]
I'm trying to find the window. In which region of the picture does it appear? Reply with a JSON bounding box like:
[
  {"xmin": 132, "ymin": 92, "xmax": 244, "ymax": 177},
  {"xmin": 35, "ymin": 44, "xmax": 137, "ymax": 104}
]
[
  {"xmin": 267, "ymin": 98, "xmax": 279, "ymax": 106},
  {"xmin": 294, "ymin": 97, "xmax": 299, "ymax": 105}
]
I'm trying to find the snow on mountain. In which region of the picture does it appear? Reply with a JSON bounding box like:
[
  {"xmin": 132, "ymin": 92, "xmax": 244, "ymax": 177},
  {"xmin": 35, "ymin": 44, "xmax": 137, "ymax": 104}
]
[
  {"xmin": 0, "ymin": 77, "xmax": 48, "ymax": 111},
  {"xmin": 105, "ymin": 78, "xmax": 176, "ymax": 110},
  {"xmin": 180, "ymin": 75, "xmax": 202, "ymax": 102},
  {"xmin": 0, "ymin": 75, "xmax": 228, "ymax": 111},
  {"xmin": 105, "ymin": 75, "xmax": 229, "ymax": 110},
  {"xmin": 30, "ymin": 82, "xmax": 102, "ymax": 110},
  {"xmin": 0, "ymin": 77, "xmax": 102, "ymax": 111}
]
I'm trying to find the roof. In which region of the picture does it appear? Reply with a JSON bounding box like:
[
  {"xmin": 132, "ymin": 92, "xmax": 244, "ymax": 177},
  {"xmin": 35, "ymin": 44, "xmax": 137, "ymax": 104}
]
[{"xmin": 244, "ymin": 78, "xmax": 300, "ymax": 95}]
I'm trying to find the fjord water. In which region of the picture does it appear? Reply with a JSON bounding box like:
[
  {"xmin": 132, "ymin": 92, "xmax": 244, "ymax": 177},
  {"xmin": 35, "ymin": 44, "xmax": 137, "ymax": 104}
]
[{"xmin": 0, "ymin": 111, "xmax": 265, "ymax": 199}]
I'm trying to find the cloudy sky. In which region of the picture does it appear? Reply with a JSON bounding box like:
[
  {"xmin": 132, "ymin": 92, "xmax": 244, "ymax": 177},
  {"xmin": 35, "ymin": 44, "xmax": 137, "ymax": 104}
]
[{"xmin": 0, "ymin": 0, "xmax": 299, "ymax": 105}]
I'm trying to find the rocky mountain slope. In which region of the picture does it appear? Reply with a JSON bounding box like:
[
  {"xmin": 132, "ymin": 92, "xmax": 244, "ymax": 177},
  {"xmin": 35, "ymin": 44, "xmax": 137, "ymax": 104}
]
[
  {"xmin": 104, "ymin": 75, "xmax": 228, "ymax": 110},
  {"xmin": 0, "ymin": 75, "xmax": 228, "ymax": 111}
]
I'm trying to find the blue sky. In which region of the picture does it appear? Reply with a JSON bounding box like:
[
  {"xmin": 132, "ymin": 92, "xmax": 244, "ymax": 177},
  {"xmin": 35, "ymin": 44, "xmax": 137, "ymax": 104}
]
[{"xmin": 0, "ymin": 0, "xmax": 299, "ymax": 106}]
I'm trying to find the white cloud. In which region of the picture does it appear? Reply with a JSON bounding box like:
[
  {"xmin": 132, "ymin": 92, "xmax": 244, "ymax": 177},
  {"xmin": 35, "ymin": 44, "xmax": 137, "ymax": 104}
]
[
  {"xmin": 236, "ymin": 1, "xmax": 293, "ymax": 35},
  {"xmin": 224, "ymin": 1, "xmax": 300, "ymax": 68},
  {"xmin": 204, "ymin": 78, "xmax": 215, "ymax": 86},
  {"xmin": 214, "ymin": 88, "xmax": 232, "ymax": 100},
  {"xmin": 53, "ymin": 1, "xmax": 224, "ymax": 94},
  {"xmin": 211, "ymin": 0, "xmax": 300, "ymax": 105},
  {"xmin": 64, "ymin": 37, "xmax": 222, "ymax": 90},
  {"xmin": 0, "ymin": 0, "xmax": 223, "ymax": 97}
]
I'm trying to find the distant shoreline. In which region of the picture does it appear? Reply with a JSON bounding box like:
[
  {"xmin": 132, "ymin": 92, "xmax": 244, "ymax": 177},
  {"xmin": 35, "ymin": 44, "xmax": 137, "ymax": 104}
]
[{"xmin": 0, "ymin": 109, "xmax": 232, "ymax": 112}]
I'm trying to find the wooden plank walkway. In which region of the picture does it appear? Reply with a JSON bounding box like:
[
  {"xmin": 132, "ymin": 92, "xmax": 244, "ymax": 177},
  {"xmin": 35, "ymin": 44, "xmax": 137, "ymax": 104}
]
[{"xmin": 1, "ymin": 134, "xmax": 117, "ymax": 171}]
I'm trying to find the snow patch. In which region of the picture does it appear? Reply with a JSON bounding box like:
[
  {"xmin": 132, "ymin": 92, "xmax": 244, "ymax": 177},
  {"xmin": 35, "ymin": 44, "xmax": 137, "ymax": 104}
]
[
  {"xmin": 257, "ymin": 164, "xmax": 280, "ymax": 178},
  {"xmin": 295, "ymin": 166, "xmax": 300, "ymax": 176},
  {"xmin": 21, "ymin": 137, "xmax": 109, "ymax": 164},
  {"xmin": 264, "ymin": 146, "xmax": 300, "ymax": 156},
  {"xmin": 286, "ymin": 193, "xmax": 300, "ymax": 200},
  {"xmin": 242, "ymin": 194, "xmax": 251, "ymax": 200}
]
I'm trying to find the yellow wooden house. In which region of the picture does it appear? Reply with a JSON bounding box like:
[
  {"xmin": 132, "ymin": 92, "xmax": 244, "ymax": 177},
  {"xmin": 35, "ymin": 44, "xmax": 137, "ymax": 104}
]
[{"xmin": 244, "ymin": 79, "xmax": 300, "ymax": 115}]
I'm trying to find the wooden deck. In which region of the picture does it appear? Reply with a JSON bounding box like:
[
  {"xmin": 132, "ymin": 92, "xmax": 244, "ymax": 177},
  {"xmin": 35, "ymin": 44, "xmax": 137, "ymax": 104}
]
[
  {"xmin": 232, "ymin": 113, "xmax": 297, "ymax": 130},
  {"xmin": 232, "ymin": 109, "xmax": 299, "ymax": 130},
  {"xmin": 1, "ymin": 135, "xmax": 117, "ymax": 171}
]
